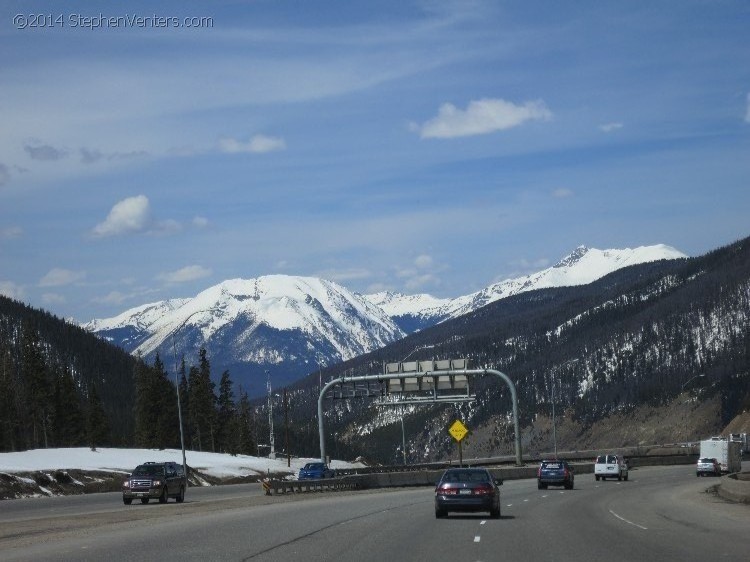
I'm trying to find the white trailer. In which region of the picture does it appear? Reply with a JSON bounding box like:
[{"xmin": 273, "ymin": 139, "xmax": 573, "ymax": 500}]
[
  {"xmin": 729, "ymin": 433, "xmax": 749, "ymax": 454},
  {"xmin": 699, "ymin": 437, "xmax": 742, "ymax": 473}
]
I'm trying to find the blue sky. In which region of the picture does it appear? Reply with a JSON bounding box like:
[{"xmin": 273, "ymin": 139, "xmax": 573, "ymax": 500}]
[{"xmin": 1, "ymin": 0, "xmax": 749, "ymax": 322}]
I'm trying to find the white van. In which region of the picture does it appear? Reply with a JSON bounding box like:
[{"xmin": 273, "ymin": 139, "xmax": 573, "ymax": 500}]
[{"xmin": 594, "ymin": 454, "xmax": 628, "ymax": 481}]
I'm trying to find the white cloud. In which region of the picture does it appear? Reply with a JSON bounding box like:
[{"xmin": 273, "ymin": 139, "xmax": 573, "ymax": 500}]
[
  {"xmin": 92, "ymin": 291, "xmax": 129, "ymax": 305},
  {"xmin": 41, "ymin": 293, "xmax": 66, "ymax": 305},
  {"xmin": 39, "ymin": 268, "xmax": 86, "ymax": 287},
  {"xmin": 92, "ymin": 195, "xmax": 151, "ymax": 237},
  {"xmin": 416, "ymin": 98, "xmax": 552, "ymax": 139},
  {"xmin": 745, "ymin": 93, "xmax": 750, "ymax": 123},
  {"xmin": 0, "ymin": 281, "xmax": 24, "ymax": 300},
  {"xmin": 405, "ymin": 273, "xmax": 438, "ymax": 290},
  {"xmin": 192, "ymin": 216, "xmax": 209, "ymax": 228},
  {"xmin": 414, "ymin": 254, "xmax": 433, "ymax": 268},
  {"xmin": 599, "ymin": 122, "xmax": 623, "ymax": 133},
  {"xmin": 219, "ymin": 135, "xmax": 287, "ymax": 154},
  {"xmin": 552, "ymin": 188, "xmax": 573, "ymax": 198},
  {"xmin": 157, "ymin": 265, "xmax": 212, "ymax": 284},
  {"xmin": 318, "ymin": 268, "xmax": 372, "ymax": 282},
  {"xmin": 1, "ymin": 226, "xmax": 23, "ymax": 239}
]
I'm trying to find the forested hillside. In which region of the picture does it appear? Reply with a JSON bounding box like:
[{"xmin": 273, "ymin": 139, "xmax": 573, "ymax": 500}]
[
  {"xmin": 0, "ymin": 298, "xmax": 136, "ymax": 450},
  {"xmin": 276, "ymin": 237, "xmax": 750, "ymax": 463},
  {"xmin": 0, "ymin": 299, "xmax": 259, "ymax": 456}
]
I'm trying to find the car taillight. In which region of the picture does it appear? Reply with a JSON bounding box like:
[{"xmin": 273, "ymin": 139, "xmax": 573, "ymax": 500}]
[
  {"xmin": 563, "ymin": 468, "xmax": 569, "ymax": 477},
  {"xmin": 537, "ymin": 467, "xmax": 542, "ymax": 477},
  {"xmin": 474, "ymin": 484, "xmax": 495, "ymax": 496},
  {"xmin": 437, "ymin": 484, "xmax": 458, "ymax": 495}
]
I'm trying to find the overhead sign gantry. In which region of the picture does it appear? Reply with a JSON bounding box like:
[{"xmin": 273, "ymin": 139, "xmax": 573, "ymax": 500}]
[{"xmin": 317, "ymin": 358, "xmax": 522, "ymax": 466}]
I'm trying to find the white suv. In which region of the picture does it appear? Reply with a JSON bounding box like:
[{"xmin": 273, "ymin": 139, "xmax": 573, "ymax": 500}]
[{"xmin": 594, "ymin": 454, "xmax": 628, "ymax": 481}]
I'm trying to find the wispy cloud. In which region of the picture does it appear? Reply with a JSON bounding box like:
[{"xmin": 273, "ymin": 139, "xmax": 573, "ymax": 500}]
[
  {"xmin": 92, "ymin": 195, "xmax": 151, "ymax": 237},
  {"xmin": 0, "ymin": 163, "xmax": 10, "ymax": 186},
  {"xmin": 0, "ymin": 281, "xmax": 25, "ymax": 300},
  {"xmin": 745, "ymin": 93, "xmax": 750, "ymax": 123},
  {"xmin": 599, "ymin": 122, "xmax": 623, "ymax": 133},
  {"xmin": 24, "ymin": 143, "xmax": 68, "ymax": 161},
  {"xmin": 1, "ymin": 226, "xmax": 23, "ymax": 239},
  {"xmin": 219, "ymin": 135, "xmax": 287, "ymax": 154},
  {"xmin": 39, "ymin": 268, "xmax": 86, "ymax": 287},
  {"xmin": 552, "ymin": 188, "xmax": 574, "ymax": 198},
  {"xmin": 414, "ymin": 98, "xmax": 552, "ymax": 139},
  {"xmin": 157, "ymin": 265, "xmax": 212, "ymax": 284}
]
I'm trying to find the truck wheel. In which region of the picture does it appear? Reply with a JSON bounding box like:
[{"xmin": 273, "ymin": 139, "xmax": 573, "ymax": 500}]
[
  {"xmin": 617, "ymin": 474, "xmax": 622, "ymax": 481},
  {"xmin": 595, "ymin": 475, "xmax": 600, "ymax": 481},
  {"xmin": 159, "ymin": 487, "xmax": 168, "ymax": 503},
  {"xmin": 176, "ymin": 486, "xmax": 185, "ymax": 503},
  {"xmin": 624, "ymin": 473, "xmax": 628, "ymax": 481},
  {"xmin": 123, "ymin": 498, "xmax": 132, "ymax": 505},
  {"xmin": 141, "ymin": 498, "xmax": 149, "ymax": 504}
]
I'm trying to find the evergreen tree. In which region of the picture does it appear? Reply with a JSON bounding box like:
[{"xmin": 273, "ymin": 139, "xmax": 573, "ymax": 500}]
[
  {"xmin": 86, "ymin": 383, "xmax": 110, "ymax": 449},
  {"xmin": 20, "ymin": 321, "xmax": 51, "ymax": 448},
  {"xmin": 236, "ymin": 389, "xmax": 256, "ymax": 456},
  {"xmin": 152, "ymin": 353, "xmax": 180, "ymax": 448},
  {"xmin": 51, "ymin": 366, "xmax": 85, "ymax": 447},
  {"xmin": 188, "ymin": 348, "xmax": 216, "ymax": 451},
  {"xmin": 216, "ymin": 370, "xmax": 237, "ymax": 454},
  {"xmin": 0, "ymin": 345, "xmax": 19, "ymax": 451},
  {"xmin": 133, "ymin": 357, "xmax": 158, "ymax": 447}
]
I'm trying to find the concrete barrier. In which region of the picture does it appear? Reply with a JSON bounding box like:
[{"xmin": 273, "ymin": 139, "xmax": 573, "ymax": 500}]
[{"xmin": 717, "ymin": 473, "xmax": 750, "ymax": 504}]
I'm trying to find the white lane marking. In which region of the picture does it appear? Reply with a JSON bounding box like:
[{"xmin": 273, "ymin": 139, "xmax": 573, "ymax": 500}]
[
  {"xmin": 541, "ymin": 494, "xmax": 548, "ymax": 498},
  {"xmin": 506, "ymin": 504, "xmax": 513, "ymax": 507},
  {"xmin": 523, "ymin": 499, "xmax": 529, "ymax": 502},
  {"xmin": 480, "ymin": 520, "xmax": 486, "ymax": 525},
  {"xmin": 474, "ymin": 536, "xmax": 481, "ymax": 543},
  {"xmin": 609, "ymin": 509, "xmax": 647, "ymax": 530}
]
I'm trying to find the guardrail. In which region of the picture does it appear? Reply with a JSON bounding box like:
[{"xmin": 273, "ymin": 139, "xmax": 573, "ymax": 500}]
[{"xmin": 269, "ymin": 476, "xmax": 362, "ymax": 495}]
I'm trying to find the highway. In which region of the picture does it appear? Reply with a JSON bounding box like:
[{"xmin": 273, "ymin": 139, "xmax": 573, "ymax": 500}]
[{"xmin": 1, "ymin": 463, "xmax": 748, "ymax": 561}]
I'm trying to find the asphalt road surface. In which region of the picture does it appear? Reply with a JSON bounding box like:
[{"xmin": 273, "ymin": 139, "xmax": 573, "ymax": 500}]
[{"xmin": 1, "ymin": 464, "xmax": 748, "ymax": 561}]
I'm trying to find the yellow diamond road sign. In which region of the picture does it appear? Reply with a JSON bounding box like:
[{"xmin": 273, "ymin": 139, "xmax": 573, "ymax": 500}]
[{"xmin": 448, "ymin": 419, "xmax": 468, "ymax": 442}]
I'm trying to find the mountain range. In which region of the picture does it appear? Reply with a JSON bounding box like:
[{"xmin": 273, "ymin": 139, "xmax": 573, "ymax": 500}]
[{"xmin": 84, "ymin": 244, "xmax": 686, "ymax": 395}]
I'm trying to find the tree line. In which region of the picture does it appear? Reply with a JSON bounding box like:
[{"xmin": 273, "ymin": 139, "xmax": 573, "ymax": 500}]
[
  {"xmin": 133, "ymin": 347, "xmax": 258, "ymax": 456},
  {"xmin": 0, "ymin": 304, "xmax": 260, "ymax": 456}
]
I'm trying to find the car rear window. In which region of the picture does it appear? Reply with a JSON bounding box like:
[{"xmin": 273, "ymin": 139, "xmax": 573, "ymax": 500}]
[
  {"xmin": 596, "ymin": 455, "xmax": 606, "ymax": 463},
  {"xmin": 442, "ymin": 470, "xmax": 489, "ymax": 483}
]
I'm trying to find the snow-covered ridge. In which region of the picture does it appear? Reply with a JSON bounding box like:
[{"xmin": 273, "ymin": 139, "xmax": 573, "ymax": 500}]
[
  {"xmin": 365, "ymin": 244, "xmax": 687, "ymax": 324},
  {"xmin": 84, "ymin": 275, "xmax": 404, "ymax": 364}
]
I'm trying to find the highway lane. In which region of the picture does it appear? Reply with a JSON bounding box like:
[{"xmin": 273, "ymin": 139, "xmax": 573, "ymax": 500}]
[{"xmin": 1, "ymin": 464, "xmax": 748, "ymax": 561}]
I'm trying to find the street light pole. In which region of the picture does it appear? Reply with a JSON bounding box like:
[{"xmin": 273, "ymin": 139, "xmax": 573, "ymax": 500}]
[{"xmin": 171, "ymin": 338, "xmax": 188, "ymax": 482}]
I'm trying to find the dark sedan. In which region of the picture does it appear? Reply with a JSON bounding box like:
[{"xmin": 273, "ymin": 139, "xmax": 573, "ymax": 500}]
[
  {"xmin": 434, "ymin": 467, "xmax": 502, "ymax": 519},
  {"xmin": 537, "ymin": 459, "xmax": 574, "ymax": 489}
]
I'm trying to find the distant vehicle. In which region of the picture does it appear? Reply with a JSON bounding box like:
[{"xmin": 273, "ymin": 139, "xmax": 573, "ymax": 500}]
[
  {"xmin": 537, "ymin": 459, "xmax": 574, "ymax": 490},
  {"xmin": 699, "ymin": 438, "xmax": 742, "ymax": 473},
  {"xmin": 434, "ymin": 467, "xmax": 502, "ymax": 519},
  {"xmin": 298, "ymin": 462, "xmax": 334, "ymax": 480},
  {"xmin": 696, "ymin": 457, "xmax": 721, "ymax": 477},
  {"xmin": 594, "ymin": 454, "xmax": 628, "ymax": 481},
  {"xmin": 122, "ymin": 461, "xmax": 186, "ymax": 505}
]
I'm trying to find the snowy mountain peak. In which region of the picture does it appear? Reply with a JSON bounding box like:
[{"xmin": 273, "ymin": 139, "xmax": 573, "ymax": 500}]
[{"xmin": 85, "ymin": 243, "xmax": 686, "ymax": 394}]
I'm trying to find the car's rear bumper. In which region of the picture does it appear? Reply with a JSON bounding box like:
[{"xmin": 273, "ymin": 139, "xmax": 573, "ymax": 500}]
[{"xmin": 435, "ymin": 495, "xmax": 498, "ymax": 512}]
